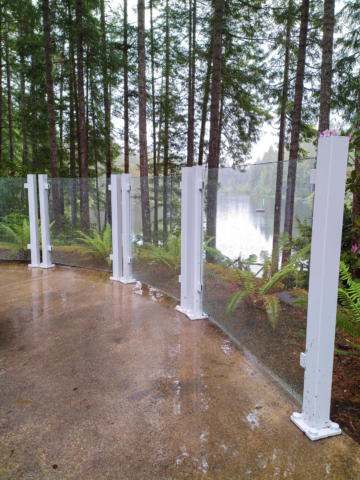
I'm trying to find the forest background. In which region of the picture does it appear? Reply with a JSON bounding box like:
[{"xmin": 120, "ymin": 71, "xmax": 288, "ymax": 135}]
[{"xmin": 0, "ymin": 0, "xmax": 360, "ymax": 267}]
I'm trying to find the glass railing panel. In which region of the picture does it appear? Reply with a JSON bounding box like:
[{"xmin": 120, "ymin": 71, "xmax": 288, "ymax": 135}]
[
  {"xmin": 0, "ymin": 178, "xmax": 30, "ymax": 262},
  {"xmin": 203, "ymin": 159, "xmax": 314, "ymax": 400},
  {"xmin": 48, "ymin": 177, "xmax": 112, "ymax": 272},
  {"xmin": 131, "ymin": 175, "xmax": 181, "ymax": 300}
]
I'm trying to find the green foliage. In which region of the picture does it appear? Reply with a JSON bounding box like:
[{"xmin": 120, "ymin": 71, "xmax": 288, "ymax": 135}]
[
  {"xmin": 136, "ymin": 234, "xmax": 181, "ymax": 276},
  {"xmin": 0, "ymin": 219, "xmax": 30, "ymax": 257},
  {"xmin": 76, "ymin": 223, "xmax": 112, "ymax": 266},
  {"xmin": 207, "ymin": 243, "xmax": 310, "ymax": 329},
  {"xmin": 337, "ymin": 262, "xmax": 360, "ymax": 337}
]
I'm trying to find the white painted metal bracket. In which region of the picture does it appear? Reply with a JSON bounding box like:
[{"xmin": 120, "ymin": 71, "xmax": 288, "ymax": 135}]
[
  {"xmin": 109, "ymin": 174, "xmax": 123, "ymax": 282},
  {"xmin": 24, "ymin": 174, "xmax": 41, "ymax": 268},
  {"xmin": 38, "ymin": 174, "xmax": 55, "ymax": 269},
  {"xmin": 175, "ymin": 165, "xmax": 208, "ymax": 321},
  {"xmin": 119, "ymin": 173, "xmax": 136, "ymax": 284},
  {"xmin": 291, "ymin": 136, "xmax": 349, "ymax": 441}
]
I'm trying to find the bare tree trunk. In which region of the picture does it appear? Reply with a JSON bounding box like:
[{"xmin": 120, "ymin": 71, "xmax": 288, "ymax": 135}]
[
  {"xmin": 208, "ymin": 0, "xmax": 224, "ymax": 169},
  {"xmin": 68, "ymin": 1, "xmax": 77, "ymax": 225},
  {"xmin": 198, "ymin": 45, "xmax": 212, "ymax": 165},
  {"xmin": 42, "ymin": 0, "xmax": 61, "ymax": 230},
  {"xmin": 163, "ymin": 0, "xmax": 170, "ymax": 237},
  {"xmin": 69, "ymin": 54, "xmax": 77, "ymax": 226},
  {"xmin": 318, "ymin": 0, "xmax": 335, "ymax": 134},
  {"xmin": 75, "ymin": 0, "xmax": 90, "ymax": 231},
  {"xmin": 206, "ymin": 0, "xmax": 224, "ymax": 260},
  {"xmin": 150, "ymin": 0, "xmax": 158, "ymax": 244},
  {"xmin": 351, "ymin": 78, "xmax": 360, "ymax": 275},
  {"xmin": 59, "ymin": 38, "xmax": 65, "ymax": 215},
  {"xmin": 91, "ymin": 76, "xmax": 101, "ymax": 230},
  {"xmin": 19, "ymin": 17, "xmax": 29, "ymax": 169},
  {"xmin": 138, "ymin": 0, "xmax": 151, "ymax": 242},
  {"xmin": 5, "ymin": 19, "xmax": 14, "ymax": 170},
  {"xmin": 30, "ymin": 37, "xmax": 37, "ymax": 173},
  {"xmin": 124, "ymin": 0, "xmax": 130, "ymax": 174},
  {"xmin": 100, "ymin": 0, "xmax": 112, "ymax": 223},
  {"xmin": 282, "ymin": 0, "xmax": 309, "ymax": 266},
  {"xmin": 272, "ymin": 0, "xmax": 292, "ymax": 272},
  {"xmin": 0, "ymin": 8, "xmax": 2, "ymax": 165},
  {"xmin": 186, "ymin": 0, "xmax": 194, "ymax": 167}
]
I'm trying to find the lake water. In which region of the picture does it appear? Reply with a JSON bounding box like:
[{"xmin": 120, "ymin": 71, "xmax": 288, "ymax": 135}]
[{"xmin": 215, "ymin": 194, "xmax": 313, "ymax": 261}]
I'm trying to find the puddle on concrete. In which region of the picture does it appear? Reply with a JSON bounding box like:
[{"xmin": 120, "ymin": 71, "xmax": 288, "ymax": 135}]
[{"xmin": 133, "ymin": 281, "xmax": 179, "ymax": 310}]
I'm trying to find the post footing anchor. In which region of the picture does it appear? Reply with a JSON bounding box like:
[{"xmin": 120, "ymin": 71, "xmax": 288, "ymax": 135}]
[
  {"xmin": 291, "ymin": 412, "xmax": 341, "ymax": 441},
  {"xmin": 175, "ymin": 305, "xmax": 208, "ymax": 321},
  {"xmin": 110, "ymin": 276, "xmax": 136, "ymax": 284}
]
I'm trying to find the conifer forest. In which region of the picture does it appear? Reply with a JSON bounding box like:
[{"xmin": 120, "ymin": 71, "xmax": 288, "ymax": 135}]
[{"xmin": 0, "ymin": 0, "xmax": 359, "ymax": 240}]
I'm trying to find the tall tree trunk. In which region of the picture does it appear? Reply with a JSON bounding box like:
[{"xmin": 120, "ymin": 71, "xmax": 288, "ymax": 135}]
[
  {"xmin": 150, "ymin": 0, "xmax": 158, "ymax": 244},
  {"xmin": 318, "ymin": 0, "xmax": 335, "ymax": 133},
  {"xmin": 272, "ymin": 0, "xmax": 292, "ymax": 273},
  {"xmin": 59, "ymin": 38, "xmax": 65, "ymax": 215},
  {"xmin": 30, "ymin": 33, "xmax": 37, "ymax": 173},
  {"xmin": 124, "ymin": 0, "xmax": 130, "ymax": 174},
  {"xmin": 100, "ymin": 0, "xmax": 112, "ymax": 223},
  {"xmin": 198, "ymin": 44, "xmax": 212, "ymax": 165},
  {"xmin": 75, "ymin": 0, "xmax": 90, "ymax": 231},
  {"xmin": 282, "ymin": 0, "xmax": 309, "ymax": 266},
  {"xmin": 69, "ymin": 52, "xmax": 77, "ymax": 226},
  {"xmin": 91, "ymin": 76, "xmax": 101, "ymax": 230},
  {"xmin": 68, "ymin": 2, "xmax": 77, "ymax": 225},
  {"xmin": 206, "ymin": 0, "xmax": 224, "ymax": 260},
  {"xmin": 0, "ymin": 8, "xmax": 2, "ymax": 165},
  {"xmin": 187, "ymin": 0, "xmax": 194, "ymax": 167},
  {"xmin": 5, "ymin": 19, "xmax": 14, "ymax": 170},
  {"xmin": 163, "ymin": 0, "xmax": 170, "ymax": 237},
  {"xmin": 42, "ymin": 0, "xmax": 61, "ymax": 230},
  {"xmin": 19, "ymin": 17, "xmax": 29, "ymax": 169},
  {"xmin": 138, "ymin": 0, "xmax": 151, "ymax": 242},
  {"xmin": 351, "ymin": 78, "xmax": 360, "ymax": 274}
]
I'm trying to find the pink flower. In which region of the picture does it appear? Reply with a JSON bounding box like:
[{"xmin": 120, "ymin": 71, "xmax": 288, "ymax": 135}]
[
  {"xmin": 322, "ymin": 129, "xmax": 331, "ymax": 137},
  {"xmin": 319, "ymin": 133, "xmax": 324, "ymax": 138},
  {"xmin": 349, "ymin": 133, "xmax": 353, "ymax": 139},
  {"xmin": 331, "ymin": 130, "xmax": 339, "ymax": 136},
  {"xmin": 351, "ymin": 245, "xmax": 358, "ymax": 253}
]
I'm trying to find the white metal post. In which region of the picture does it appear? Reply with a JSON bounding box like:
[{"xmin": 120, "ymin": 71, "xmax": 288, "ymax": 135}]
[
  {"xmin": 176, "ymin": 165, "xmax": 208, "ymax": 320},
  {"xmin": 24, "ymin": 174, "xmax": 41, "ymax": 268},
  {"xmin": 291, "ymin": 135, "xmax": 349, "ymax": 441},
  {"xmin": 120, "ymin": 173, "xmax": 135, "ymax": 284},
  {"xmin": 109, "ymin": 174, "xmax": 123, "ymax": 282},
  {"xmin": 38, "ymin": 174, "xmax": 54, "ymax": 269}
]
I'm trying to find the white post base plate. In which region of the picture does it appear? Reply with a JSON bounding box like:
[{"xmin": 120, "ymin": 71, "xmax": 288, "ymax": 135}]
[
  {"xmin": 28, "ymin": 264, "xmax": 41, "ymax": 268},
  {"xmin": 110, "ymin": 276, "xmax": 137, "ymax": 284},
  {"xmin": 291, "ymin": 412, "xmax": 341, "ymax": 441},
  {"xmin": 175, "ymin": 305, "xmax": 208, "ymax": 321},
  {"xmin": 40, "ymin": 263, "xmax": 55, "ymax": 269}
]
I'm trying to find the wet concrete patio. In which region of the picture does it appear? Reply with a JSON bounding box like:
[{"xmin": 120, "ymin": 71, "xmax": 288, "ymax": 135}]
[{"xmin": 0, "ymin": 262, "xmax": 360, "ymax": 479}]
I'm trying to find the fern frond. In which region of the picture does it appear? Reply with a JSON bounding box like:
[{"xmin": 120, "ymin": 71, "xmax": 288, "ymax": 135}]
[
  {"xmin": 225, "ymin": 290, "xmax": 250, "ymax": 315},
  {"xmin": 336, "ymin": 307, "xmax": 360, "ymax": 339},
  {"xmin": 259, "ymin": 244, "xmax": 311, "ymax": 295},
  {"xmin": 262, "ymin": 295, "xmax": 281, "ymax": 329}
]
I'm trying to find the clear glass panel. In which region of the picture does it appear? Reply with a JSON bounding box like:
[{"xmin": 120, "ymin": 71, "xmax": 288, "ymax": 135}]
[
  {"xmin": 0, "ymin": 178, "xmax": 30, "ymax": 261},
  {"xmin": 48, "ymin": 177, "xmax": 112, "ymax": 272},
  {"xmin": 203, "ymin": 159, "xmax": 314, "ymax": 399},
  {"xmin": 131, "ymin": 175, "xmax": 181, "ymax": 300}
]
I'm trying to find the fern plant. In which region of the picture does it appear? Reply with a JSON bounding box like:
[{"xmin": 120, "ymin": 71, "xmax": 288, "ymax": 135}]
[
  {"xmin": 0, "ymin": 219, "xmax": 31, "ymax": 257},
  {"xmin": 76, "ymin": 223, "xmax": 112, "ymax": 265},
  {"xmin": 137, "ymin": 234, "xmax": 181, "ymax": 276},
  {"xmin": 207, "ymin": 244, "xmax": 311, "ymax": 329},
  {"xmin": 337, "ymin": 262, "xmax": 360, "ymax": 344}
]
